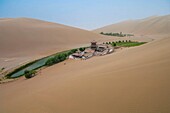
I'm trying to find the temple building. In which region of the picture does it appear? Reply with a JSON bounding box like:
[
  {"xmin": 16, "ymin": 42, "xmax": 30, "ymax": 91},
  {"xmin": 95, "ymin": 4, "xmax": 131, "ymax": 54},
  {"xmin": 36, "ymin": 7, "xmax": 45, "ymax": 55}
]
[{"xmin": 69, "ymin": 41, "xmax": 114, "ymax": 60}]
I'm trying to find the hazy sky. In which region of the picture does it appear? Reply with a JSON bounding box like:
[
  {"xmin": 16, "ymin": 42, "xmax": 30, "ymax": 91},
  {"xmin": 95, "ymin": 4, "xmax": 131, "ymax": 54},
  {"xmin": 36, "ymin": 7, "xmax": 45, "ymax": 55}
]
[{"xmin": 0, "ymin": 0, "xmax": 170, "ymax": 30}]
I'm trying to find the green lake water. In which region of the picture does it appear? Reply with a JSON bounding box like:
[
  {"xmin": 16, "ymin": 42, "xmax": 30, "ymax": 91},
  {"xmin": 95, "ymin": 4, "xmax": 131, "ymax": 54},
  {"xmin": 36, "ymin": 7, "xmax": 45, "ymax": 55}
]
[{"xmin": 11, "ymin": 56, "xmax": 53, "ymax": 78}]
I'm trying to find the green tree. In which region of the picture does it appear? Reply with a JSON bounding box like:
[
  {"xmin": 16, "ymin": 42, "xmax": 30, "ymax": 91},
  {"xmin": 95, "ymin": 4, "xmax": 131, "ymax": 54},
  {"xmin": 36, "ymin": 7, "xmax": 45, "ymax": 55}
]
[
  {"xmin": 79, "ymin": 47, "xmax": 85, "ymax": 52},
  {"xmin": 71, "ymin": 49, "xmax": 77, "ymax": 53},
  {"xmin": 100, "ymin": 32, "xmax": 104, "ymax": 34},
  {"xmin": 45, "ymin": 57, "xmax": 55, "ymax": 66},
  {"xmin": 58, "ymin": 54, "xmax": 66, "ymax": 62},
  {"xmin": 24, "ymin": 70, "xmax": 36, "ymax": 79}
]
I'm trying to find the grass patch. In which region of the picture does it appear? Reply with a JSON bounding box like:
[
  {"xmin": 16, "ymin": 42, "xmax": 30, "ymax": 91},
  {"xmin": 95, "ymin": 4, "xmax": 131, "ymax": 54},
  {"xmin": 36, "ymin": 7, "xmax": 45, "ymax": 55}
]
[
  {"xmin": 104, "ymin": 40, "xmax": 147, "ymax": 47},
  {"xmin": 115, "ymin": 42, "xmax": 146, "ymax": 47}
]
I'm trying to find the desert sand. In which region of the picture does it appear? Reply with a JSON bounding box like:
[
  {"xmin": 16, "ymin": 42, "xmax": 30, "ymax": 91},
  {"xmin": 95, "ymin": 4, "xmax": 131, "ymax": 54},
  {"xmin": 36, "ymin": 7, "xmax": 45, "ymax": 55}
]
[
  {"xmin": 0, "ymin": 35, "xmax": 170, "ymax": 113},
  {"xmin": 0, "ymin": 15, "xmax": 170, "ymax": 113},
  {"xmin": 0, "ymin": 18, "xmax": 110, "ymax": 71},
  {"xmin": 94, "ymin": 15, "xmax": 170, "ymax": 35}
]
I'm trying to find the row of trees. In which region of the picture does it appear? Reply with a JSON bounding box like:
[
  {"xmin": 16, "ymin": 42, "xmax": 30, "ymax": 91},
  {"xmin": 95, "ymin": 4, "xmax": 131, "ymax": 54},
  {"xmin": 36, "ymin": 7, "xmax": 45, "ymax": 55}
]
[
  {"xmin": 24, "ymin": 49, "xmax": 78, "ymax": 79},
  {"xmin": 45, "ymin": 49, "xmax": 77, "ymax": 66},
  {"xmin": 100, "ymin": 32, "xmax": 134, "ymax": 37},
  {"xmin": 45, "ymin": 47, "xmax": 87, "ymax": 66},
  {"xmin": 104, "ymin": 40, "xmax": 132, "ymax": 46},
  {"xmin": 100, "ymin": 32, "xmax": 125, "ymax": 37}
]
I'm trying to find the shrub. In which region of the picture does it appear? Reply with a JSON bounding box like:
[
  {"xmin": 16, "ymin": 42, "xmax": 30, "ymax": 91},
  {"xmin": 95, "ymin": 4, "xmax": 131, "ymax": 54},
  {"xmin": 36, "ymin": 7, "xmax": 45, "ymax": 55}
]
[
  {"xmin": 79, "ymin": 47, "xmax": 85, "ymax": 52},
  {"xmin": 108, "ymin": 33, "xmax": 112, "ymax": 35},
  {"xmin": 67, "ymin": 49, "xmax": 76, "ymax": 56},
  {"xmin": 58, "ymin": 54, "xmax": 67, "ymax": 61},
  {"xmin": 45, "ymin": 57, "xmax": 55, "ymax": 66},
  {"xmin": 45, "ymin": 52, "xmax": 70, "ymax": 66},
  {"xmin": 45, "ymin": 48, "xmax": 78, "ymax": 67},
  {"xmin": 1, "ymin": 67, "xmax": 5, "ymax": 70},
  {"xmin": 100, "ymin": 32, "xmax": 133, "ymax": 37},
  {"xmin": 113, "ymin": 43, "xmax": 116, "ymax": 46},
  {"xmin": 105, "ymin": 33, "xmax": 109, "ymax": 35},
  {"xmin": 53, "ymin": 56, "xmax": 60, "ymax": 63},
  {"xmin": 71, "ymin": 49, "xmax": 77, "ymax": 53},
  {"xmin": 24, "ymin": 70, "xmax": 36, "ymax": 79}
]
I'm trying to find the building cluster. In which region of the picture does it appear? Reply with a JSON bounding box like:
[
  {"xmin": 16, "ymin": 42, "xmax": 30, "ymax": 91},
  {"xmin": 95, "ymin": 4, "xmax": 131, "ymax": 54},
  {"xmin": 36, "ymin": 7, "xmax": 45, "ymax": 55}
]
[{"xmin": 69, "ymin": 41, "xmax": 114, "ymax": 60}]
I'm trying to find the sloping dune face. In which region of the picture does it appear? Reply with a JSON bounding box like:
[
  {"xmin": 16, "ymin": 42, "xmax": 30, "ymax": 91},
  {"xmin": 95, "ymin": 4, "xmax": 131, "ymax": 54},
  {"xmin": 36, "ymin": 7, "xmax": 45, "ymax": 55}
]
[
  {"xmin": 1, "ymin": 16, "xmax": 170, "ymax": 113},
  {"xmin": 0, "ymin": 36, "xmax": 170, "ymax": 113},
  {"xmin": 0, "ymin": 18, "xmax": 103, "ymax": 70},
  {"xmin": 94, "ymin": 15, "xmax": 170, "ymax": 35},
  {"xmin": 0, "ymin": 18, "xmax": 101, "ymax": 57}
]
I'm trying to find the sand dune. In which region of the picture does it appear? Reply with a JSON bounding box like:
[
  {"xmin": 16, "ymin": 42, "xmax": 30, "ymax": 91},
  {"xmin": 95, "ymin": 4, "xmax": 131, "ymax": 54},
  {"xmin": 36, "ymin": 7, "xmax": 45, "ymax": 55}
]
[
  {"xmin": 0, "ymin": 18, "xmax": 104, "ymax": 70},
  {"xmin": 1, "ymin": 15, "xmax": 170, "ymax": 113},
  {"xmin": 0, "ymin": 18, "xmax": 102, "ymax": 57},
  {"xmin": 0, "ymin": 35, "xmax": 170, "ymax": 113},
  {"xmin": 94, "ymin": 15, "xmax": 170, "ymax": 35}
]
